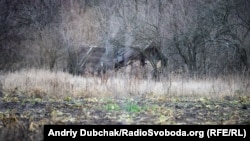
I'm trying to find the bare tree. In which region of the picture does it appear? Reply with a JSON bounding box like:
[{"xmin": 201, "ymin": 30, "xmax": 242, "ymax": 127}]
[{"xmin": 1, "ymin": 0, "xmax": 249, "ymax": 78}]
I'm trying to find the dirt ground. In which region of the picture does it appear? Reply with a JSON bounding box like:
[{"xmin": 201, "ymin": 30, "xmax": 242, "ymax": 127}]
[{"xmin": 0, "ymin": 93, "xmax": 250, "ymax": 141}]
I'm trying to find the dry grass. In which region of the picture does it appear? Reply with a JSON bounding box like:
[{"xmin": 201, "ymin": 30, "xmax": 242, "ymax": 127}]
[{"xmin": 0, "ymin": 68, "xmax": 249, "ymax": 100}]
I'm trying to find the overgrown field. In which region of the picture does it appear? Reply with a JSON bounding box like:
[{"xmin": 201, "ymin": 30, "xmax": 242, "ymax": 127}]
[{"xmin": 0, "ymin": 69, "xmax": 250, "ymax": 141}]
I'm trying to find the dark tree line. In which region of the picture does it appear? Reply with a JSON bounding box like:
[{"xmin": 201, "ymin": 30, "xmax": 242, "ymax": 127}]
[{"xmin": 0, "ymin": 0, "xmax": 249, "ymax": 78}]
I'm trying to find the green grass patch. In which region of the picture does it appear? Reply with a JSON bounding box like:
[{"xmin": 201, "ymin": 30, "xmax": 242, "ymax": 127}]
[
  {"xmin": 124, "ymin": 101, "xmax": 141, "ymax": 113},
  {"xmin": 104, "ymin": 102, "xmax": 120, "ymax": 111}
]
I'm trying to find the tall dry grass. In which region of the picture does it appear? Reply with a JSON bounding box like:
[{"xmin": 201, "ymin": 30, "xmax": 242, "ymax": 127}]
[{"xmin": 0, "ymin": 69, "xmax": 249, "ymax": 100}]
